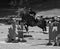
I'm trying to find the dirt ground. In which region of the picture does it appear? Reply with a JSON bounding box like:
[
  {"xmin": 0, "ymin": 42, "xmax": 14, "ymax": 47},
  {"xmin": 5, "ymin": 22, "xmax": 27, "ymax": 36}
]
[
  {"xmin": 0, "ymin": 24, "xmax": 60, "ymax": 49},
  {"xmin": 0, "ymin": 9, "xmax": 60, "ymax": 49}
]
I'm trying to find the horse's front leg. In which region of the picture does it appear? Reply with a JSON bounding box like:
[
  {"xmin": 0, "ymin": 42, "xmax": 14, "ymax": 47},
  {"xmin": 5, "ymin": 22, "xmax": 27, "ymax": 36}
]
[{"xmin": 25, "ymin": 25, "xmax": 29, "ymax": 33}]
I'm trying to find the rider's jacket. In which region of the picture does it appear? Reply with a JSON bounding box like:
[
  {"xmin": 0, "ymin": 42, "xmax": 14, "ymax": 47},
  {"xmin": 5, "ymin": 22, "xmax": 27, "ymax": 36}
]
[{"xmin": 29, "ymin": 10, "xmax": 36, "ymax": 16}]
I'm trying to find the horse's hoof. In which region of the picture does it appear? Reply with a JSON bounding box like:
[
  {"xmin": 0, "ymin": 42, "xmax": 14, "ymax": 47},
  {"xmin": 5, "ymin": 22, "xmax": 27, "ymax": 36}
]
[
  {"xmin": 43, "ymin": 31, "xmax": 48, "ymax": 34},
  {"xmin": 43, "ymin": 32, "xmax": 47, "ymax": 34}
]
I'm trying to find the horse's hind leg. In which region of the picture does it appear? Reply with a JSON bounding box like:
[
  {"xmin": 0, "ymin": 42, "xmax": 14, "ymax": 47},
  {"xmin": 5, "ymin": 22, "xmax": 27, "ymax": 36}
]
[
  {"xmin": 43, "ymin": 27, "xmax": 46, "ymax": 31},
  {"xmin": 42, "ymin": 27, "xmax": 47, "ymax": 34}
]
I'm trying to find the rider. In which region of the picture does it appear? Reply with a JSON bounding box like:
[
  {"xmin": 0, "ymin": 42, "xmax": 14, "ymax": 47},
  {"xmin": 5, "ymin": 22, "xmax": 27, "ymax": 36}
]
[{"xmin": 28, "ymin": 8, "xmax": 36, "ymax": 17}]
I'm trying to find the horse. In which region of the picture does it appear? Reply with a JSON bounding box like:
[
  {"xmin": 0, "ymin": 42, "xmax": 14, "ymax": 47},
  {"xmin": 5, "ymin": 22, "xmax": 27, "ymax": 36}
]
[{"xmin": 19, "ymin": 8, "xmax": 47, "ymax": 33}]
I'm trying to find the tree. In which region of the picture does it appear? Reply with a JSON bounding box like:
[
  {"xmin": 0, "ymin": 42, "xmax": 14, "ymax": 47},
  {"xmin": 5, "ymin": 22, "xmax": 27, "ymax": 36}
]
[{"xmin": 19, "ymin": 0, "xmax": 23, "ymax": 6}]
